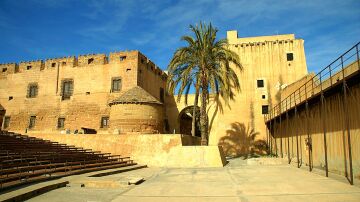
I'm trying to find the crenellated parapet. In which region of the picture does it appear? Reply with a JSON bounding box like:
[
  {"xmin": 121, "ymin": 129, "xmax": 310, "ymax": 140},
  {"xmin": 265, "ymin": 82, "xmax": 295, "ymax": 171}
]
[
  {"xmin": 109, "ymin": 50, "xmax": 138, "ymax": 63},
  {"xmin": 78, "ymin": 53, "xmax": 107, "ymax": 66},
  {"xmin": 0, "ymin": 51, "xmax": 167, "ymax": 78},
  {"xmin": 0, "ymin": 63, "xmax": 18, "ymax": 74},
  {"xmin": 18, "ymin": 60, "xmax": 44, "ymax": 72},
  {"xmin": 45, "ymin": 56, "xmax": 76, "ymax": 68}
]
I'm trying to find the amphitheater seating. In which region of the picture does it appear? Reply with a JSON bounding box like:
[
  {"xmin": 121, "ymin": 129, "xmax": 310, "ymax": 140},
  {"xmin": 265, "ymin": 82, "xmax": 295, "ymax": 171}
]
[{"xmin": 0, "ymin": 131, "xmax": 137, "ymax": 190}]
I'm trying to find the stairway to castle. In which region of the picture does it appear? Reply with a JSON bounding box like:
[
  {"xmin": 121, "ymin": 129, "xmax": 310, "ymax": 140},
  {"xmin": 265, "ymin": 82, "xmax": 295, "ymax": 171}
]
[{"xmin": 0, "ymin": 130, "xmax": 143, "ymax": 191}]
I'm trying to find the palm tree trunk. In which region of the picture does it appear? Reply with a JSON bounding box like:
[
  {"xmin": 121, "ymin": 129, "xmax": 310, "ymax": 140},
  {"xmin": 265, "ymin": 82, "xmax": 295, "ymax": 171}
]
[
  {"xmin": 191, "ymin": 87, "xmax": 199, "ymax": 136},
  {"xmin": 200, "ymin": 83, "xmax": 209, "ymax": 146}
]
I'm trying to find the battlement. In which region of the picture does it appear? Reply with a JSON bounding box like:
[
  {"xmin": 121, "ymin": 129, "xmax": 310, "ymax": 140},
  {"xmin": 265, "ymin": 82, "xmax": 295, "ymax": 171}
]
[
  {"xmin": 227, "ymin": 30, "xmax": 300, "ymax": 45},
  {"xmin": 0, "ymin": 63, "xmax": 18, "ymax": 74},
  {"xmin": 78, "ymin": 53, "xmax": 107, "ymax": 66},
  {"xmin": 18, "ymin": 60, "xmax": 44, "ymax": 72},
  {"xmin": 45, "ymin": 56, "xmax": 76, "ymax": 68},
  {"xmin": 0, "ymin": 51, "xmax": 167, "ymax": 78}
]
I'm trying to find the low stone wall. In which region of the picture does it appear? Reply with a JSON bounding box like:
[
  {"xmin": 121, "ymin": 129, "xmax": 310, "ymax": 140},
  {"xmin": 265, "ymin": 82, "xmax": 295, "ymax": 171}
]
[{"xmin": 26, "ymin": 133, "xmax": 225, "ymax": 167}]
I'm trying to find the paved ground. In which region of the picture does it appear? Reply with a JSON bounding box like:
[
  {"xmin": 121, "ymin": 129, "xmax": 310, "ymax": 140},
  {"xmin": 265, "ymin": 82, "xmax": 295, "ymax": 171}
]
[{"xmin": 13, "ymin": 159, "xmax": 360, "ymax": 201}]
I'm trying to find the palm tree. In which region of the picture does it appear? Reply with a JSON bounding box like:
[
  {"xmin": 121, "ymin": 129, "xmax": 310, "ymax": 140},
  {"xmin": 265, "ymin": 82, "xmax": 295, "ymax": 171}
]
[{"xmin": 167, "ymin": 22, "xmax": 242, "ymax": 145}]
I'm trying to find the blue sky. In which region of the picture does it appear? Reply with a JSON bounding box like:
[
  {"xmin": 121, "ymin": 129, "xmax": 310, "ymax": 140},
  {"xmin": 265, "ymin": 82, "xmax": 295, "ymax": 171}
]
[{"xmin": 0, "ymin": 0, "xmax": 359, "ymax": 73}]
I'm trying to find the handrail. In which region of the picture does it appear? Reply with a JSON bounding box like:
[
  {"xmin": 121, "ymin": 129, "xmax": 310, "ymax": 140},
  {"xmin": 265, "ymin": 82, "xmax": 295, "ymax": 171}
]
[{"xmin": 266, "ymin": 41, "xmax": 360, "ymax": 121}]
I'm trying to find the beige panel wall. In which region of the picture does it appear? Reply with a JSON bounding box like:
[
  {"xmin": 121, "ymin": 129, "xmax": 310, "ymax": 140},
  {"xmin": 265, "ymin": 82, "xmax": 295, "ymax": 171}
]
[
  {"xmin": 270, "ymin": 83, "xmax": 360, "ymax": 181},
  {"xmin": 24, "ymin": 133, "xmax": 228, "ymax": 168}
]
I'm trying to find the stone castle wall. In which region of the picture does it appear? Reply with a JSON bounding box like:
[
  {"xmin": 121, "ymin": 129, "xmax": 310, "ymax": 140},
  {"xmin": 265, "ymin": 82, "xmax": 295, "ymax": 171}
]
[
  {"xmin": 213, "ymin": 31, "xmax": 308, "ymax": 150},
  {"xmin": 0, "ymin": 51, "xmax": 167, "ymax": 133}
]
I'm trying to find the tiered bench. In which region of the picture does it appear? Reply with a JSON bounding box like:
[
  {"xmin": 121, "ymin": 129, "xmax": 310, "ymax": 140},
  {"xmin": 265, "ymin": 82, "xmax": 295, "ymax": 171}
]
[{"xmin": 0, "ymin": 131, "xmax": 137, "ymax": 190}]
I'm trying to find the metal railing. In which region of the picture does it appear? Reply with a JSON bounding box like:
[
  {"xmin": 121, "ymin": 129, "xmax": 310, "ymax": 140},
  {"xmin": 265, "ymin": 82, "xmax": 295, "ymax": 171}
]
[{"xmin": 265, "ymin": 41, "xmax": 360, "ymax": 121}]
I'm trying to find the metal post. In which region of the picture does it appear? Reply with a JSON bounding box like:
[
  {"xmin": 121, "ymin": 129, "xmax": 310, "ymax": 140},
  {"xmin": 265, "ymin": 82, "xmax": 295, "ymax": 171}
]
[
  {"xmin": 286, "ymin": 110, "xmax": 290, "ymax": 164},
  {"xmin": 305, "ymin": 101, "xmax": 312, "ymax": 172},
  {"xmin": 356, "ymin": 44, "xmax": 360, "ymax": 71},
  {"xmin": 295, "ymin": 105, "xmax": 300, "ymax": 168},
  {"xmin": 274, "ymin": 118, "xmax": 278, "ymax": 157},
  {"xmin": 320, "ymin": 93, "xmax": 329, "ymax": 177},
  {"xmin": 341, "ymin": 56, "xmax": 354, "ymax": 185},
  {"xmin": 280, "ymin": 113, "xmax": 283, "ymax": 158},
  {"xmin": 329, "ymin": 66, "xmax": 332, "ymax": 86},
  {"xmin": 270, "ymin": 118, "xmax": 273, "ymax": 155}
]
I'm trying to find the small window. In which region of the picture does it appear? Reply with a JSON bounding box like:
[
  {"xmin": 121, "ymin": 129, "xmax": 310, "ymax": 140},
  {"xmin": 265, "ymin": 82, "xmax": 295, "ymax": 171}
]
[
  {"xmin": 262, "ymin": 105, "xmax": 269, "ymax": 114},
  {"xmin": 62, "ymin": 61, "xmax": 67, "ymax": 66},
  {"xmin": 257, "ymin": 80, "xmax": 264, "ymax": 88},
  {"xmin": 262, "ymin": 95, "xmax": 266, "ymax": 99},
  {"xmin": 287, "ymin": 53, "xmax": 294, "ymax": 61},
  {"xmin": 29, "ymin": 116, "xmax": 36, "ymax": 129},
  {"xmin": 57, "ymin": 118, "xmax": 65, "ymax": 129},
  {"xmin": 86, "ymin": 92, "xmax": 90, "ymax": 95},
  {"xmin": 111, "ymin": 77, "xmax": 122, "ymax": 92},
  {"xmin": 3, "ymin": 116, "xmax": 10, "ymax": 129},
  {"xmin": 160, "ymin": 87, "xmax": 164, "ymax": 103},
  {"xmin": 126, "ymin": 68, "xmax": 131, "ymax": 71},
  {"xmin": 88, "ymin": 58, "xmax": 94, "ymax": 64},
  {"xmin": 61, "ymin": 79, "xmax": 73, "ymax": 100},
  {"xmin": 27, "ymin": 84, "xmax": 38, "ymax": 98},
  {"xmin": 51, "ymin": 63, "xmax": 56, "ymax": 67},
  {"xmin": 27, "ymin": 65, "xmax": 32, "ymax": 70},
  {"xmin": 100, "ymin": 116, "xmax": 109, "ymax": 128},
  {"xmin": 120, "ymin": 56, "xmax": 126, "ymax": 61},
  {"xmin": 141, "ymin": 58, "xmax": 145, "ymax": 64},
  {"xmin": 2, "ymin": 68, "xmax": 7, "ymax": 72},
  {"xmin": 8, "ymin": 96, "xmax": 13, "ymax": 100}
]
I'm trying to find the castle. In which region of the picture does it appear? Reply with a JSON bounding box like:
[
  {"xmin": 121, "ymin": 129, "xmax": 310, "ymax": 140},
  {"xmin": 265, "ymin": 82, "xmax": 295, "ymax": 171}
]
[{"xmin": 0, "ymin": 31, "xmax": 308, "ymax": 154}]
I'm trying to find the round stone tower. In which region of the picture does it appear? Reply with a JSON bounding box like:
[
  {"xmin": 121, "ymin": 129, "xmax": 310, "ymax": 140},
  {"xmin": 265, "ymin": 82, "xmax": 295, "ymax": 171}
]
[{"xmin": 109, "ymin": 86, "xmax": 163, "ymax": 134}]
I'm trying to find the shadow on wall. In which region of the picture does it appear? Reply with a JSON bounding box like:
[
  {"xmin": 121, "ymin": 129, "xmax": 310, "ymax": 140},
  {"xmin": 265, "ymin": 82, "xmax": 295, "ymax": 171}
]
[{"xmin": 218, "ymin": 122, "xmax": 268, "ymax": 158}]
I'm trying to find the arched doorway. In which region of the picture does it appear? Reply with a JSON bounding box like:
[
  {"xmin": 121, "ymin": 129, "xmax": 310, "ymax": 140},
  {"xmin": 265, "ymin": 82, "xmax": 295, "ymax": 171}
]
[{"xmin": 178, "ymin": 106, "xmax": 201, "ymax": 137}]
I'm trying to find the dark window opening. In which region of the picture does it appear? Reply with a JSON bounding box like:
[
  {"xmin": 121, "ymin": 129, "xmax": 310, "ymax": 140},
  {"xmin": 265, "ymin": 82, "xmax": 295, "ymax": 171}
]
[
  {"xmin": 120, "ymin": 56, "xmax": 126, "ymax": 61},
  {"xmin": 51, "ymin": 63, "xmax": 56, "ymax": 67},
  {"xmin": 262, "ymin": 95, "xmax": 266, "ymax": 99},
  {"xmin": 3, "ymin": 116, "xmax": 10, "ymax": 129},
  {"xmin": 61, "ymin": 80, "xmax": 73, "ymax": 100},
  {"xmin": 126, "ymin": 68, "xmax": 131, "ymax": 71},
  {"xmin": 8, "ymin": 96, "xmax": 13, "ymax": 100},
  {"xmin": 62, "ymin": 62, "xmax": 67, "ymax": 66},
  {"xmin": 262, "ymin": 105, "xmax": 269, "ymax": 114},
  {"xmin": 86, "ymin": 92, "xmax": 90, "ymax": 95},
  {"xmin": 88, "ymin": 58, "xmax": 94, "ymax": 64},
  {"xmin": 2, "ymin": 68, "xmax": 7, "ymax": 72},
  {"xmin": 27, "ymin": 65, "xmax": 32, "ymax": 70},
  {"xmin": 57, "ymin": 118, "xmax": 65, "ymax": 129},
  {"xmin": 141, "ymin": 58, "xmax": 145, "ymax": 64},
  {"xmin": 111, "ymin": 77, "xmax": 122, "ymax": 92},
  {"xmin": 100, "ymin": 116, "xmax": 109, "ymax": 128},
  {"xmin": 28, "ymin": 84, "xmax": 38, "ymax": 98},
  {"xmin": 29, "ymin": 116, "xmax": 36, "ymax": 129},
  {"xmin": 287, "ymin": 53, "xmax": 294, "ymax": 61},
  {"xmin": 257, "ymin": 80, "xmax": 264, "ymax": 88},
  {"xmin": 164, "ymin": 119, "xmax": 170, "ymax": 133},
  {"xmin": 160, "ymin": 87, "xmax": 165, "ymax": 103}
]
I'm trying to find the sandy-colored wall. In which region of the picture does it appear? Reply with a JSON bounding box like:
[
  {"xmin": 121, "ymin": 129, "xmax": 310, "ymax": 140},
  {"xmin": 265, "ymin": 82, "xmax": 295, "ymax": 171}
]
[
  {"xmin": 26, "ymin": 133, "xmax": 226, "ymax": 167},
  {"xmin": 0, "ymin": 51, "xmax": 168, "ymax": 133},
  {"xmin": 269, "ymin": 82, "xmax": 360, "ymax": 180},
  {"xmin": 167, "ymin": 32, "xmax": 308, "ymax": 154},
  {"xmin": 110, "ymin": 103, "xmax": 163, "ymax": 133},
  {"xmin": 212, "ymin": 31, "xmax": 308, "ymax": 151}
]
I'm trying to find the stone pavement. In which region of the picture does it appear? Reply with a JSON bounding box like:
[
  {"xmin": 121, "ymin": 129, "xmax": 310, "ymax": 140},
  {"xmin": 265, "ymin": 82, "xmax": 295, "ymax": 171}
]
[{"xmin": 24, "ymin": 158, "xmax": 360, "ymax": 202}]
